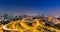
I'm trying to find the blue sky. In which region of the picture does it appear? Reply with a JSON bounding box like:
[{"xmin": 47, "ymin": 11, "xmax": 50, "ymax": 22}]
[{"xmin": 0, "ymin": 0, "xmax": 60, "ymax": 16}]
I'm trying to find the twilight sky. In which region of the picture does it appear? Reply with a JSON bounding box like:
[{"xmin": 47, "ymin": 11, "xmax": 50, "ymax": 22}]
[{"xmin": 0, "ymin": 0, "xmax": 60, "ymax": 16}]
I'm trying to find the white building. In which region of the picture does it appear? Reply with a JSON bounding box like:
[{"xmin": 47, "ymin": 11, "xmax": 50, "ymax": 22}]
[
  {"xmin": 52, "ymin": 18, "xmax": 58, "ymax": 24},
  {"xmin": 0, "ymin": 17, "xmax": 4, "ymax": 21}
]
